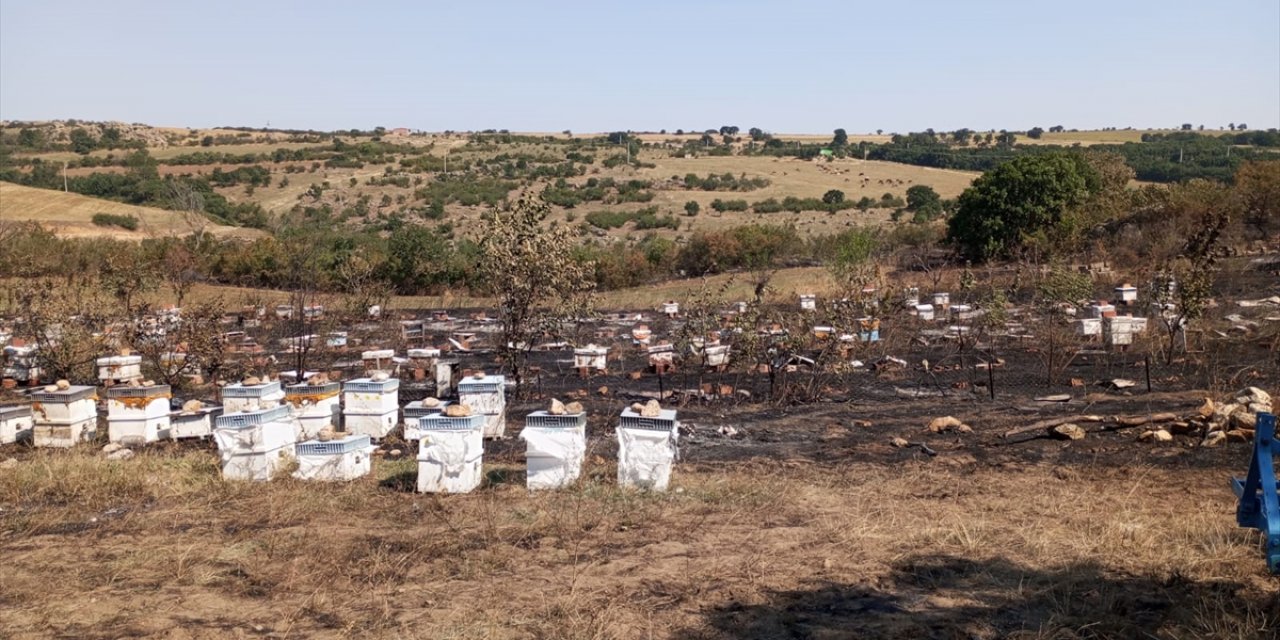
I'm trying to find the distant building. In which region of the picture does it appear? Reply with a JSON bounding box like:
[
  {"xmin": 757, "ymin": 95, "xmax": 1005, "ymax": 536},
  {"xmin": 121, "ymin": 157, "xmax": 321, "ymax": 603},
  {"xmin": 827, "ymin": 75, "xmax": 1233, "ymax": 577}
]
[{"xmin": 388, "ymin": 128, "xmax": 411, "ymax": 136}]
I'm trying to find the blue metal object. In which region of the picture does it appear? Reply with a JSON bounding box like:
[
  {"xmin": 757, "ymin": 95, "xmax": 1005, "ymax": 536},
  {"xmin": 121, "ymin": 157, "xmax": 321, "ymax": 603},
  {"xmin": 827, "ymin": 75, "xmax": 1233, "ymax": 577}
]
[{"xmin": 1231, "ymin": 412, "xmax": 1279, "ymax": 574}]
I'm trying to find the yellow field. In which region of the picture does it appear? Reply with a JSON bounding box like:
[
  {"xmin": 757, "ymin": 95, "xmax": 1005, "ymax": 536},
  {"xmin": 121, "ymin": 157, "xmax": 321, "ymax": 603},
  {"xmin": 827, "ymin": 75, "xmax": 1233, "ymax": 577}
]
[
  {"xmin": 0, "ymin": 183, "xmax": 265, "ymax": 240},
  {"xmin": 1022, "ymin": 128, "xmax": 1193, "ymax": 146}
]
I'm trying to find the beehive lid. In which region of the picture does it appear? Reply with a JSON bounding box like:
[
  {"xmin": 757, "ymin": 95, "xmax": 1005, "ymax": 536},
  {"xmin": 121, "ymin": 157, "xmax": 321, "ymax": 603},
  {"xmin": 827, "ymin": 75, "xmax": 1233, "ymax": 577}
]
[
  {"xmin": 407, "ymin": 348, "xmax": 441, "ymax": 358},
  {"xmin": 619, "ymin": 408, "xmax": 678, "ymax": 430},
  {"xmin": 222, "ymin": 380, "xmax": 283, "ymax": 397},
  {"xmin": 0, "ymin": 404, "xmax": 33, "ymax": 419},
  {"xmin": 404, "ymin": 400, "xmax": 448, "ymax": 418},
  {"xmin": 343, "ymin": 377, "xmax": 400, "ymax": 393},
  {"xmin": 296, "ymin": 434, "xmax": 371, "ymax": 455},
  {"xmin": 173, "ymin": 405, "xmax": 223, "ymax": 419},
  {"xmin": 30, "ymin": 385, "xmax": 96, "ymax": 402},
  {"xmin": 105, "ymin": 384, "xmax": 171, "ymax": 398},
  {"xmin": 459, "ymin": 375, "xmax": 504, "ymax": 391},
  {"xmin": 285, "ymin": 381, "xmax": 340, "ymax": 395},
  {"xmin": 362, "ymin": 349, "xmax": 395, "ymax": 360},
  {"xmin": 525, "ymin": 410, "xmax": 587, "ymax": 429},
  {"xmin": 215, "ymin": 404, "xmax": 292, "ymax": 428},
  {"xmin": 417, "ymin": 413, "xmax": 486, "ymax": 431},
  {"xmin": 97, "ymin": 355, "xmax": 142, "ymax": 366}
]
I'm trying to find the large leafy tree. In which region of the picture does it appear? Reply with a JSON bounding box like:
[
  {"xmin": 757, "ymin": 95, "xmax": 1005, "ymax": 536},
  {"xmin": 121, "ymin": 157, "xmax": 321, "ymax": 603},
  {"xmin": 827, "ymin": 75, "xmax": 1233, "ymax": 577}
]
[{"xmin": 947, "ymin": 153, "xmax": 1104, "ymax": 262}]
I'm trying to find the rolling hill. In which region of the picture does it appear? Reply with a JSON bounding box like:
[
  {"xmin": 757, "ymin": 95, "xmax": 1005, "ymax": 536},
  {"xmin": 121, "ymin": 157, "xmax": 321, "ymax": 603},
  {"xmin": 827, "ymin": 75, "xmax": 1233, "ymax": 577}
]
[{"xmin": 0, "ymin": 182, "xmax": 264, "ymax": 240}]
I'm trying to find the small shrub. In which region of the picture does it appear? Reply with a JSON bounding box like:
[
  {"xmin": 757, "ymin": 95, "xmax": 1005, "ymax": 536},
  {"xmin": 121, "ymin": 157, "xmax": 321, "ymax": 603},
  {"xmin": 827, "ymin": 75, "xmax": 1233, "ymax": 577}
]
[{"xmin": 91, "ymin": 213, "xmax": 139, "ymax": 231}]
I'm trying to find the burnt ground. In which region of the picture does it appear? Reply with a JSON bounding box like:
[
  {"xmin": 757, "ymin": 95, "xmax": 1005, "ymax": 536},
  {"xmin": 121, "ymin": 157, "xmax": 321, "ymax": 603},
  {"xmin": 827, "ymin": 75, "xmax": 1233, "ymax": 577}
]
[{"xmin": 2, "ymin": 300, "xmax": 1278, "ymax": 639}]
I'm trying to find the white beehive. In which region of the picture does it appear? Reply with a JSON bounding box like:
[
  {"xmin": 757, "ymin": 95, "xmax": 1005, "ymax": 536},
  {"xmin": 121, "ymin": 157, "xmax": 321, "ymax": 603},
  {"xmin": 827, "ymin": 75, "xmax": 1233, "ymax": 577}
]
[
  {"xmin": 0, "ymin": 404, "xmax": 34, "ymax": 445},
  {"xmin": 416, "ymin": 413, "xmax": 486, "ymax": 493},
  {"xmin": 1075, "ymin": 318, "xmax": 1103, "ymax": 337},
  {"xmin": 574, "ymin": 345, "xmax": 609, "ymax": 372},
  {"xmin": 293, "ymin": 434, "xmax": 374, "ymax": 482},
  {"xmin": 662, "ymin": 301, "xmax": 680, "ymax": 316},
  {"xmin": 31, "ymin": 385, "xmax": 98, "ymax": 447},
  {"xmin": 733, "ymin": 301, "xmax": 749, "ymax": 314},
  {"xmin": 458, "ymin": 374, "xmax": 506, "ymax": 439},
  {"xmin": 361, "ymin": 349, "xmax": 396, "ymax": 373},
  {"xmin": 522, "ymin": 410, "xmax": 587, "ymax": 490},
  {"xmin": 278, "ymin": 335, "xmax": 316, "ymax": 351},
  {"xmin": 32, "ymin": 385, "xmax": 97, "ymax": 424},
  {"xmin": 96, "ymin": 355, "xmax": 142, "ymax": 383},
  {"xmin": 220, "ymin": 380, "xmax": 284, "ymax": 414},
  {"xmin": 342, "ymin": 377, "xmax": 400, "ymax": 414},
  {"xmin": 106, "ymin": 385, "xmax": 172, "ymax": 445},
  {"xmin": 1116, "ymin": 284, "xmax": 1138, "ymax": 304},
  {"xmin": 913, "ymin": 304, "xmax": 935, "ymax": 321},
  {"xmin": 631, "ymin": 325, "xmax": 652, "ymax": 345},
  {"xmin": 904, "ymin": 287, "xmax": 921, "ymax": 307},
  {"xmin": 274, "ymin": 304, "xmax": 293, "ymax": 319},
  {"xmin": 617, "ymin": 408, "xmax": 679, "ymax": 492},
  {"xmin": 648, "ymin": 343, "xmax": 675, "ymax": 368},
  {"xmin": 285, "ymin": 381, "xmax": 341, "ymax": 439},
  {"xmin": 407, "ymin": 348, "xmax": 441, "ymax": 368},
  {"xmin": 704, "ymin": 344, "xmax": 731, "ymax": 367},
  {"xmin": 1088, "ymin": 303, "xmax": 1116, "ymax": 319},
  {"xmin": 170, "ymin": 405, "xmax": 223, "ymax": 440},
  {"xmin": 3, "ymin": 344, "xmax": 40, "ymax": 382},
  {"xmin": 931, "ymin": 292, "xmax": 950, "ymax": 308},
  {"xmin": 402, "ymin": 400, "xmax": 447, "ymax": 440},
  {"xmin": 1104, "ymin": 316, "xmax": 1143, "ymax": 347},
  {"xmin": 213, "ymin": 405, "xmax": 297, "ymax": 481},
  {"xmin": 799, "ymin": 294, "xmax": 817, "ymax": 311}
]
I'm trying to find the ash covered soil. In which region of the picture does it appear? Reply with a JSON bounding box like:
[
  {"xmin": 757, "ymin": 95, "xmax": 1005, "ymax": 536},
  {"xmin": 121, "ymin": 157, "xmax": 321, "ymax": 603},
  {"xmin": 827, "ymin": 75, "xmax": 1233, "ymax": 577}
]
[{"xmin": 2, "ymin": 306, "xmax": 1278, "ymax": 639}]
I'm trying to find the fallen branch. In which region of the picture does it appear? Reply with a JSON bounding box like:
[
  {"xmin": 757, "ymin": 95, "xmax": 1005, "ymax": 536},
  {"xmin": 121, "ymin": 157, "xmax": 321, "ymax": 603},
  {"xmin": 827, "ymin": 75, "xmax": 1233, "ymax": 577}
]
[{"xmin": 1003, "ymin": 415, "xmax": 1104, "ymax": 439}]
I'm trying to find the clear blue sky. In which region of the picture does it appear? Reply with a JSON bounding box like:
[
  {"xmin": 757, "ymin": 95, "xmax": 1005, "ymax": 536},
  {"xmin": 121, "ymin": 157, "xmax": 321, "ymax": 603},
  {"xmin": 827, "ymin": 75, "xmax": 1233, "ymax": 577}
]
[{"xmin": 2, "ymin": 0, "xmax": 1277, "ymax": 133}]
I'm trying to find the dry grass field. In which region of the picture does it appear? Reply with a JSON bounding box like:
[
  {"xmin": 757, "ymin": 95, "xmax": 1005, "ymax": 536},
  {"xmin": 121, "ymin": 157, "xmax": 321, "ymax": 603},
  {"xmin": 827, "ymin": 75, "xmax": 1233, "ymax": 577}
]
[
  {"xmin": 0, "ymin": 182, "xmax": 264, "ymax": 240},
  {"xmin": 1, "ymin": 419, "xmax": 1275, "ymax": 639},
  {"xmin": 163, "ymin": 266, "xmax": 839, "ymax": 312}
]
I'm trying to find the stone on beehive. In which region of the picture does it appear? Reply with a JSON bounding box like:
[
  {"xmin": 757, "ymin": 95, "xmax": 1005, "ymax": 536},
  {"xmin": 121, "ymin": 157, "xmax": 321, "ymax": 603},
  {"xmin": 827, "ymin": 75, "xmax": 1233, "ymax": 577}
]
[
  {"xmin": 445, "ymin": 404, "xmax": 472, "ymax": 417},
  {"xmin": 641, "ymin": 400, "xmax": 662, "ymax": 418},
  {"xmin": 549, "ymin": 398, "xmax": 566, "ymax": 415}
]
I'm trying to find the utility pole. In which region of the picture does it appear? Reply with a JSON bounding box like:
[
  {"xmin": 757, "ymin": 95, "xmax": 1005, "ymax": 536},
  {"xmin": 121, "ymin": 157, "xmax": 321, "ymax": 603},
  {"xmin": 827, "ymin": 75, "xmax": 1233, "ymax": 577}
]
[
  {"xmin": 1179, "ymin": 147, "xmax": 1184, "ymax": 164},
  {"xmin": 62, "ymin": 161, "xmax": 68, "ymax": 192}
]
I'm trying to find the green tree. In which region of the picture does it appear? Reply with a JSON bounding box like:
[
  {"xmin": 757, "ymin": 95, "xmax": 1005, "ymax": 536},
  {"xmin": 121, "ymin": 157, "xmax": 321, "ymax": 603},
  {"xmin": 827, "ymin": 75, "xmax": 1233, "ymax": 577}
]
[
  {"xmin": 684, "ymin": 200, "xmax": 700, "ymax": 216},
  {"xmin": 832, "ymin": 128, "xmax": 849, "ymax": 147},
  {"xmin": 100, "ymin": 127, "xmax": 122, "ymax": 149},
  {"xmin": 69, "ymin": 128, "xmax": 97, "ymax": 154},
  {"xmin": 946, "ymin": 153, "xmax": 1100, "ymax": 262},
  {"xmin": 200, "ymin": 135, "xmax": 214, "ymax": 147},
  {"xmin": 1027, "ymin": 126, "xmax": 1044, "ymax": 139},
  {"xmin": 828, "ymin": 227, "xmax": 880, "ymax": 294},
  {"xmin": 905, "ymin": 184, "xmax": 942, "ymax": 212},
  {"xmin": 822, "ymin": 189, "xmax": 845, "ymax": 205},
  {"xmin": 17, "ymin": 127, "xmax": 44, "ymax": 148},
  {"xmin": 476, "ymin": 198, "xmax": 595, "ymax": 393},
  {"xmin": 385, "ymin": 225, "xmax": 450, "ymax": 293}
]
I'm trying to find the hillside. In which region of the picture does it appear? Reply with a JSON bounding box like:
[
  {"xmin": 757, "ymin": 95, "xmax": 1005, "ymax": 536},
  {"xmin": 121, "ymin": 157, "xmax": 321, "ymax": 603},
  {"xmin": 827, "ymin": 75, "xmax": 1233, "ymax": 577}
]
[{"xmin": 0, "ymin": 182, "xmax": 264, "ymax": 240}]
